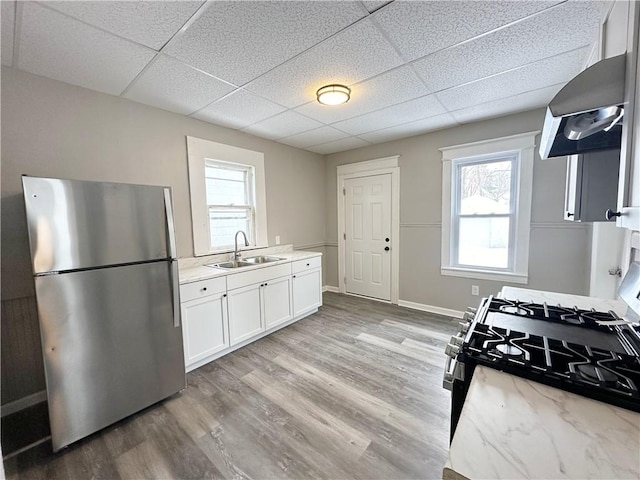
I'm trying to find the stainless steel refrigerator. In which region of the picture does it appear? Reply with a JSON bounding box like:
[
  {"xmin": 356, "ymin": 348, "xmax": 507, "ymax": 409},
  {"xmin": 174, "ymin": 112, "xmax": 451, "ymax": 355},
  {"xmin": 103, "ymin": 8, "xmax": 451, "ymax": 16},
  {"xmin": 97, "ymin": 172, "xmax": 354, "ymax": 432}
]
[{"xmin": 22, "ymin": 176, "xmax": 186, "ymax": 452}]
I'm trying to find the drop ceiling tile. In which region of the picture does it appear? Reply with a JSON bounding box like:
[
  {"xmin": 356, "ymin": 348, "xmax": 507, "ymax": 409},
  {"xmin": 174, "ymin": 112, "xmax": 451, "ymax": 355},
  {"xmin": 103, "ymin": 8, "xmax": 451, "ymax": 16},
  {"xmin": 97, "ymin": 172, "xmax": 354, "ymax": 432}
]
[
  {"xmin": 413, "ymin": 2, "xmax": 601, "ymax": 92},
  {"xmin": 374, "ymin": 0, "xmax": 562, "ymax": 62},
  {"xmin": 43, "ymin": 1, "xmax": 203, "ymax": 50},
  {"xmin": 165, "ymin": 1, "xmax": 367, "ymax": 86},
  {"xmin": 306, "ymin": 137, "xmax": 370, "ymax": 155},
  {"xmin": 450, "ymin": 84, "xmax": 563, "ymax": 124},
  {"xmin": 242, "ymin": 111, "xmax": 323, "ymax": 140},
  {"xmin": 358, "ymin": 113, "xmax": 458, "ymax": 143},
  {"xmin": 124, "ymin": 55, "xmax": 234, "ymax": 115},
  {"xmin": 435, "ymin": 47, "xmax": 590, "ymax": 112},
  {"xmin": 331, "ymin": 95, "xmax": 447, "ymax": 135},
  {"xmin": 279, "ymin": 126, "xmax": 350, "ymax": 149},
  {"xmin": 192, "ymin": 90, "xmax": 287, "ymax": 129},
  {"xmin": 1, "ymin": 1, "xmax": 15, "ymax": 66},
  {"xmin": 361, "ymin": 1, "xmax": 393, "ymax": 14},
  {"xmin": 245, "ymin": 18, "xmax": 404, "ymax": 108},
  {"xmin": 294, "ymin": 66, "xmax": 430, "ymax": 124},
  {"xmin": 18, "ymin": 2, "xmax": 156, "ymax": 96}
]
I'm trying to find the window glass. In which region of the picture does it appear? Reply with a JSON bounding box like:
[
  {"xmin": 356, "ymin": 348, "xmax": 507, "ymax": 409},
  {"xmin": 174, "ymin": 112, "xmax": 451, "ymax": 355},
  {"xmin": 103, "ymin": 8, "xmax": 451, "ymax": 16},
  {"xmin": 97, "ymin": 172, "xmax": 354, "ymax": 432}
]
[
  {"xmin": 458, "ymin": 217, "xmax": 510, "ymax": 268},
  {"xmin": 459, "ymin": 160, "xmax": 512, "ymax": 214},
  {"xmin": 205, "ymin": 161, "xmax": 255, "ymax": 249}
]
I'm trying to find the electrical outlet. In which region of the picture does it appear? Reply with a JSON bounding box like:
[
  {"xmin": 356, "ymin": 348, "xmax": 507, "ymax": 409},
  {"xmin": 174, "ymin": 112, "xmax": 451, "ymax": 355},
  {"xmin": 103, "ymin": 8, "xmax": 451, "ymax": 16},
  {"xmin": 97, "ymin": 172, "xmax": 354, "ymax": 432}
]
[
  {"xmin": 275, "ymin": 235, "xmax": 280, "ymax": 245},
  {"xmin": 471, "ymin": 285, "xmax": 479, "ymax": 296}
]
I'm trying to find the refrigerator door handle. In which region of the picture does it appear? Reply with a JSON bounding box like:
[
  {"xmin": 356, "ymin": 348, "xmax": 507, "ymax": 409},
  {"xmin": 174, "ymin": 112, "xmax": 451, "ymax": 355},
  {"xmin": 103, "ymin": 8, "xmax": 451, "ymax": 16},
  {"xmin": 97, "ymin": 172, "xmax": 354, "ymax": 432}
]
[
  {"xmin": 170, "ymin": 260, "xmax": 181, "ymax": 328},
  {"xmin": 163, "ymin": 188, "xmax": 177, "ymax": 259}
]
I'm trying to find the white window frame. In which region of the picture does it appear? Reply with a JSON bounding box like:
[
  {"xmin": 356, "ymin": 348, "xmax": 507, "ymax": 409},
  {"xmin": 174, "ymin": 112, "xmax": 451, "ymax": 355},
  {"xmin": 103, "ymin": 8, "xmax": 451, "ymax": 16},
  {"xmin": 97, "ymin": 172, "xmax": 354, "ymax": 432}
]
[
  {"xmin": 440, "ymin": 131, "xmax": 539, "ymax": 284},
  {"xmin": 187, "ymin": 136, "xmax": 268, "ymax": 256}
]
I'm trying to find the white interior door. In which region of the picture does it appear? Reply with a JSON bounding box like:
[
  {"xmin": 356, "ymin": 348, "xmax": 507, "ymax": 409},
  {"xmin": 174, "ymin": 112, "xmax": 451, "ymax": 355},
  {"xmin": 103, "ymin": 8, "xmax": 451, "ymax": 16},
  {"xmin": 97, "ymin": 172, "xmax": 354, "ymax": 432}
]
[{"xmin": 345, "ymin": 174, "xmax": 392, "ymax": 301}]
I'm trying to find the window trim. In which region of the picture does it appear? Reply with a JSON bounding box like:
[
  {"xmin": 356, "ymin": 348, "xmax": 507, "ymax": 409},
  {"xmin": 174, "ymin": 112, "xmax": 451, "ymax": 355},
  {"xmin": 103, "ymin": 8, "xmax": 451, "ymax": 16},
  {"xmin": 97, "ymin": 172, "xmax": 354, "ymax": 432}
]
[
  {"xmin": 440, "ymin": 131, "xmax": 539, "ymax": 284},
  {"xmin": 187, "ymin": 136, "xmax": 268, "ymax": 256}
]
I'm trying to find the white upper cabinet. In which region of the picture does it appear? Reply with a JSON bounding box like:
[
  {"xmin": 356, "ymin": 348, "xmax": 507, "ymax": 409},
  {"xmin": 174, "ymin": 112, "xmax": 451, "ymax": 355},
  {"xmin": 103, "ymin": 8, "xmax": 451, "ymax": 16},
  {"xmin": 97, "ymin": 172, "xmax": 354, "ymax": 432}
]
[{"xmin": 602, "ymin": 1, "xmax": 640, "ymax": 229}]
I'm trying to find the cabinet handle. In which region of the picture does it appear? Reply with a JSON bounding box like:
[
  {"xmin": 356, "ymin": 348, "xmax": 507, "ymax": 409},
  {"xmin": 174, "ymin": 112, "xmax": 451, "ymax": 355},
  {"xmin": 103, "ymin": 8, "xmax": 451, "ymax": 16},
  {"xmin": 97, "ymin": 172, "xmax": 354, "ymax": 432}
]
[
  {"xmin": 264, "ymin": 283, "xmax": 268, "ymax": 286},
  {"xmin": 566, "ymin": 212, "xmax": 574, "ymax": 217},
  {"xmin": 223, "ymin": 294, "xmax": 227, "ymax": 297},
  {"xmin": 605, "ymin": 209, "xmax": 622, "ymax": 220},
  {"xmin": 201, "ymin": 287, "xmax": 207, "ymax": 291},
  {"xmin": 306, "ymin": 263, "xmax": 310, "ymax": 266},
  {"xmin": 293, "ymin": 275, "xmax": 296, "ymax": 279},
  {"xmin": 384, "ymin": 246, "xmax": 390, "ymax": 251},
  {"xmin": 385, "ymin": 237, "xmax": 390, "ymax": 242}
]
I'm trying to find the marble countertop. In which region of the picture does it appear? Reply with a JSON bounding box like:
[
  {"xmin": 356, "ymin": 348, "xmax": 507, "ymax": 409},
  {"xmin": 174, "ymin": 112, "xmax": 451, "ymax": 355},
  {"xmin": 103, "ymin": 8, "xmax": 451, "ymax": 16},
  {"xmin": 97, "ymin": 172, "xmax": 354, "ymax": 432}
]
[
  {"xmin": 178, "ymin": 246, "xmax": 322, "ymax": 285},
  {"xmin": 444, "ymin": 365, "xmax": 640, "ymax": 479},
  {"xmin": 500, "ymin": 286, "xmax": 631, "ymax": 318}
]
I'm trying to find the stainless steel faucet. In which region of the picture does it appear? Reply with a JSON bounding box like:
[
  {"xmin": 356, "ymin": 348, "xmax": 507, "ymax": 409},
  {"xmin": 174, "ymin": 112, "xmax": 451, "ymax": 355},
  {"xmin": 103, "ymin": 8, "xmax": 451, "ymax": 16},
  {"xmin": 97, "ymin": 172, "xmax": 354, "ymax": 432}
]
[{"xmin": 234, "ymin": 230, "xmax": 249, "ymax": 260}]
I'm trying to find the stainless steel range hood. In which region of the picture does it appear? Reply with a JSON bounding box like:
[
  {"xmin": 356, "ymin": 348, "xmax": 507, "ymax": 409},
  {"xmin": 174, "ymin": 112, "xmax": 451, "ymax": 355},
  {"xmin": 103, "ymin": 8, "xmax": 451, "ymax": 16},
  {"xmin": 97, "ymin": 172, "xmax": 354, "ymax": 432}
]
[{"xmin": 539, "ymin": 54, "xmax": 626, "ymax": 159}]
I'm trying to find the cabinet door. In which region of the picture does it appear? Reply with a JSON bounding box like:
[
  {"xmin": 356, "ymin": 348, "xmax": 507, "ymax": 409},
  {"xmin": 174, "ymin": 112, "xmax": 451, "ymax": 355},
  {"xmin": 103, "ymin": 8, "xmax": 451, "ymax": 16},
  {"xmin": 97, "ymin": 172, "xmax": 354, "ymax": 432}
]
[
  {"xmin": 292, "ymin": 269, "xmax": 322, "ymax": 317},
  {"xmin": 227, "ymin": 283, "xmax": 263, "ymax": 345},
  {"xmin": 564, "ymin": 155, "xmax": 582, "ymax": 221},
  {"xmin": 181, "ymin": 292, "xmax": 229, "ymax": 367},
  {"xmin": 263, "ymin": 276, "xmax": 293, "ymax": 329}
]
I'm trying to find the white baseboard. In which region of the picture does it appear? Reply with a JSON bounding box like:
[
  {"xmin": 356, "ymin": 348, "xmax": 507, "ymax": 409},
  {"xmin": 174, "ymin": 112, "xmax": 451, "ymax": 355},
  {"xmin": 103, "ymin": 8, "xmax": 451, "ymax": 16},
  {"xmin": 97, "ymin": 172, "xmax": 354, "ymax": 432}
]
[
  {"xmin": 1, "ymin": 390, "xmax": 47, "ymax": 417},
  {"xmin": 323, "ymin": 285, "xmax": 339, "ymax": 293},
  {"xmin": 398, "ymin": 299, "xmax": 464, "ymax": 319}
]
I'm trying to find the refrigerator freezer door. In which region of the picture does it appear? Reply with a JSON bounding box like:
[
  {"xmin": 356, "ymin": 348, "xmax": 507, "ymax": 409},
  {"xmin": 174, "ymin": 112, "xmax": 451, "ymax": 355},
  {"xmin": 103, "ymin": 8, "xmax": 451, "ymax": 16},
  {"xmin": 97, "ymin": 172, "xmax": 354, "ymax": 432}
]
[
  {"xmin": 22, "ymin": 176, "xmax": 175, "ymax": 274},
  {"xmin": 35, "ymin": 261, "xmax": 185, "ymax": 451}
]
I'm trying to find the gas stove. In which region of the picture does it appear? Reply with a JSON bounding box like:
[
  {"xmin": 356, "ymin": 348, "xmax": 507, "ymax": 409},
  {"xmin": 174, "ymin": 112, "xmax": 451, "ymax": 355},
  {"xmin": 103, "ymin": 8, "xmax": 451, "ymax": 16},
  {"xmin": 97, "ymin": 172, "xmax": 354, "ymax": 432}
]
[{"xmin": 444, "ymin": 295, "xmax": 640, "ymax": 440}]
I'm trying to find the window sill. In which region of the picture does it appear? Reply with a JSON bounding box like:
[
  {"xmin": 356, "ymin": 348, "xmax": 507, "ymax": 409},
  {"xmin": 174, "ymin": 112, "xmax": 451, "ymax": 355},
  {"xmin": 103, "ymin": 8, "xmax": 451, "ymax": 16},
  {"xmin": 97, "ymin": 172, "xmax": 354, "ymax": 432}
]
[{"xmin": 441, "ymin": 266, "xmax": 528, "ymax": 284}]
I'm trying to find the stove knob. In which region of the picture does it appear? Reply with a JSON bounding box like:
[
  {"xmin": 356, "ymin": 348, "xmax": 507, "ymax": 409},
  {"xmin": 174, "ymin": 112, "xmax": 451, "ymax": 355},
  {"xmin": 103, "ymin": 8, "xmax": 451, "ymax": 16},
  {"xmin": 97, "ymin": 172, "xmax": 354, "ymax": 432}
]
[
  {"xmin": 468, "ymin": 307, "xmax": 477, "ymax": 314},
  {"xmin": 463, "ymin": 311, "xmax": 475, "ymax": 322},
  {"xmin": 450, "ymin": 335, "xmax": 464, "ymax": 346},
  {"xmin": 445, "ymin": 343, "xmax": 460, "ymax": 358},
  {"xmin": 458, "ymin": 321, "xmax": 470, "ymax": 334}
]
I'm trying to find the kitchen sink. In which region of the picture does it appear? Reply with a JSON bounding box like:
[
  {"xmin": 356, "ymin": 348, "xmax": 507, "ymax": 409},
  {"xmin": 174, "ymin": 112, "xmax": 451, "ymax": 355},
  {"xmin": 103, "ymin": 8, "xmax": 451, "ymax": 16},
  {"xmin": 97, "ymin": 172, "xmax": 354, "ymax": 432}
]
[
  {"xmin": 205, "ymin": 261, "xmax": 251, "ymax": 269},
  {"xmin": 242, "ymin": 256, "xmax": 284, "ymax": 264}
]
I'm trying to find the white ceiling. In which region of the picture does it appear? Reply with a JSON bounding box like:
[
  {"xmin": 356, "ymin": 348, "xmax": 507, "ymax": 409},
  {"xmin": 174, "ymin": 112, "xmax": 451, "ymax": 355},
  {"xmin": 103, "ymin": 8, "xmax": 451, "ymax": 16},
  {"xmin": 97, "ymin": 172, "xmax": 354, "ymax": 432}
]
[{"xmin": 1, "ymin": 1, "xmax": 607, "ymax": 154}]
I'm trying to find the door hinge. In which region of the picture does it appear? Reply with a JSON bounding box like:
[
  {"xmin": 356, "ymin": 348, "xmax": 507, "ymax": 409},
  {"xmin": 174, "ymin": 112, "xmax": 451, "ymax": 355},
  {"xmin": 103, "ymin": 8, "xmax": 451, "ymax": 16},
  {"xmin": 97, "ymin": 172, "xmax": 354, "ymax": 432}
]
[
  {"xmin": 343, "ymin": 187, "xmax": 346, "ymax": 195},
  {"xmin": 343, "ymin": 232, "xmax": 346, "ymax": 240},
  {"xmin": 344, "ymin": 276, "xmax": 347, "ymax": 284}
]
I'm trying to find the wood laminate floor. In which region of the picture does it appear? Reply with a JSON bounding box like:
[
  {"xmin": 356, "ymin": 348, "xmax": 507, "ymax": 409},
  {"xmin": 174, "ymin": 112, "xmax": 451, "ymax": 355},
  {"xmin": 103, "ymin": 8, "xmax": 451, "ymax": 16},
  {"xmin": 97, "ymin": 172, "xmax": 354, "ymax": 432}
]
[{"xmin": 4, "ymin": 292, "xmax": 458, "ymax": 479}]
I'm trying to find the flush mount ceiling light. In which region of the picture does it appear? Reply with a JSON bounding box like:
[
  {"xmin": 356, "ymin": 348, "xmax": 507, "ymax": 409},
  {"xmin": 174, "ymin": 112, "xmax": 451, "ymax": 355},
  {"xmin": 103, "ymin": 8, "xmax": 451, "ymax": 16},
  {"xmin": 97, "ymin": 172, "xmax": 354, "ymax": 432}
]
[{"xmin": 316, "ymin": 84, "xmax": 350, "ymax": 106}]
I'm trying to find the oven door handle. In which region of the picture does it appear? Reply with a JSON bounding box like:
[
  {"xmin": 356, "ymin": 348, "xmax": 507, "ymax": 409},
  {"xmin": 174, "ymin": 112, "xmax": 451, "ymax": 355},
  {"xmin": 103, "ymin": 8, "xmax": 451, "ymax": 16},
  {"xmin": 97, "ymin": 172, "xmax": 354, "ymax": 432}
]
[{"xmin": 443, "ymin": 356, "xmax": 457, "ymax": 391}]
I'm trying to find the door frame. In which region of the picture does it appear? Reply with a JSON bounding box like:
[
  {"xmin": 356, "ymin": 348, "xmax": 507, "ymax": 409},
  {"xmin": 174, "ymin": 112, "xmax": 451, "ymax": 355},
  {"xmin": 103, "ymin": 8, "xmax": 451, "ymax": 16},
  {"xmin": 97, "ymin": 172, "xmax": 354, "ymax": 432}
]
[{"xmin": 337, "ymin": 156, "xmax": 400, "ymax": 304}]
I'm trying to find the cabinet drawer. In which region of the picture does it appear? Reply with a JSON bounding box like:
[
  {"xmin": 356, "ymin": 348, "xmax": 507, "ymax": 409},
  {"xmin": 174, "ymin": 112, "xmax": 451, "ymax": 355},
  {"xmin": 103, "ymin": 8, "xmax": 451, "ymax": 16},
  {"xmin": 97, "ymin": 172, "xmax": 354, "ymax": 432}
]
[
  {"xmin": 292, "ymin": 256, "xmax": 321, "ymax": 274},
  {"xmin": 180, "ymin": 276, "xmax": 227, "ymax": 302},
  {"xmin": 227, "ymin": 263, "xmax": 291, "ymax": 290}
]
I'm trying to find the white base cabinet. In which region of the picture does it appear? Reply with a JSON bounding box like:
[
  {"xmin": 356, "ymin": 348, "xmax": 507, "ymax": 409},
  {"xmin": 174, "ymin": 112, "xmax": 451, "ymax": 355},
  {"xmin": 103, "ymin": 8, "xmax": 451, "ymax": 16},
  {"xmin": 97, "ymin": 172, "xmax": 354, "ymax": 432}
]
[
  {"xmin": 263, "ymin": 276, "xmax": 293, "ymax": 329},
  {"xmin": 227, "ymin": 283, "xmax": 263, "ymax": 345},
  {"xmin": 293, "ymin": 269, "xmax": 322, "ymax": 317},
  {"xmin": 180, "ymin": 278, "xmax": 229, "ymax": 367},
  {"xmin": 180, "ymin": 254, "xmax": 322, "ymax": 372}
]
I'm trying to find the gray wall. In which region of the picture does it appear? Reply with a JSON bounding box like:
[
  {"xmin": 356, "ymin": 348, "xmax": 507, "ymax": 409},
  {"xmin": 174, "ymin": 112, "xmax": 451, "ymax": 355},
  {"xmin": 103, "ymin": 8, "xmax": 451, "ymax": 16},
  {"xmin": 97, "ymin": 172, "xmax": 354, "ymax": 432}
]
[
  {"xmin": 324, "ymin": 109, "xmax": 591, "ymax": 311},
  {"xmin": 1, "ymin": 67, "xmax": 326, "ymax": 301},
  {"xmin": 0, "ymin": 67, "xmax": 326, "ymax": 404}
]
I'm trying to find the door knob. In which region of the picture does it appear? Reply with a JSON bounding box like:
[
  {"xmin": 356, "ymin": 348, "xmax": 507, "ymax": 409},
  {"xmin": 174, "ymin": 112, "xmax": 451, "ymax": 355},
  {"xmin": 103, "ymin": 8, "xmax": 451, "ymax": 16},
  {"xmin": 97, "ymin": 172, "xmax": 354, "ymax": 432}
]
[
  {"xmin": 384, "ymin": 246, "xmax": 390, "ymax": 251},
  {"xmin": 605, "ymin": 209, "xmax": 621, "ymax": 220}
]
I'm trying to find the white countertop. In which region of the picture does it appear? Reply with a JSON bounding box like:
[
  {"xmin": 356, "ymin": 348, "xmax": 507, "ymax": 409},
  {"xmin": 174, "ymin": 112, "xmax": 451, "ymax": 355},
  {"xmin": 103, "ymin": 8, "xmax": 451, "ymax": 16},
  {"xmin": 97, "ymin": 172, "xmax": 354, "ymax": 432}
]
[
  {"xmin": 178, "ymin": 247, "xmax": 321, "ymax": 285},
  {"xmin": 444, "ymin": 366, "xmax": 640, "ymax": 479}
]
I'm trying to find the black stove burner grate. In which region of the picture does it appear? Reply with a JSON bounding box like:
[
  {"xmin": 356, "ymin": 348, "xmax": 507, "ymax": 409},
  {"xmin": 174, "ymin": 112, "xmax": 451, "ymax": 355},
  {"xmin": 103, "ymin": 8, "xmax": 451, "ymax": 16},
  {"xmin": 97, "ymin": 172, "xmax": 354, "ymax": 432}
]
[
  {"xmin": 462, "ymin": 323, "xmax": 640, "ymax": 411},
  {"xmin": 486, "ymin": 298, "xmax": 618, "ymax": 332}
]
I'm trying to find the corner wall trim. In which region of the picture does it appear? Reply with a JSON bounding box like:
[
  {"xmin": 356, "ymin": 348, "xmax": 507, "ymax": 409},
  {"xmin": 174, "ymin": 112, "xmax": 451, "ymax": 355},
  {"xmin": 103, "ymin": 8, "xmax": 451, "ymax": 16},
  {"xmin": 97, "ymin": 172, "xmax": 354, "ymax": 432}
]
[
  {"xmin": 323, "ymin": 285, "xmax": 340, "ymax": 293},
  {"xmin": 398, "ymin": 299, "xmax": 464, "ymax": 319},
  {"xmin": 1, "ymin": 390, "xmax": 47, "ymax": 417}
]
